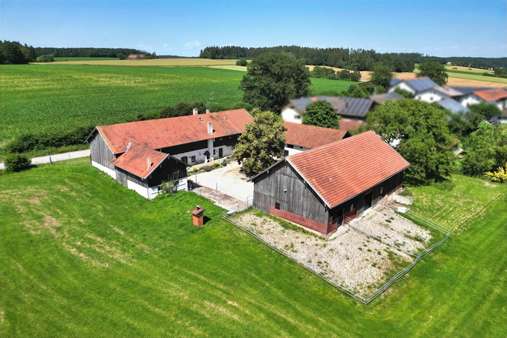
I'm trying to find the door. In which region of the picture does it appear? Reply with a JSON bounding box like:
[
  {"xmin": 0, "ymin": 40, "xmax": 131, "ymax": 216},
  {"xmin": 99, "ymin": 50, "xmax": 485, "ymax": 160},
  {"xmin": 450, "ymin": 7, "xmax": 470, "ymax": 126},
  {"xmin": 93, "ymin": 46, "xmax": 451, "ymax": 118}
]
[{"xmin": 218, "ymin": 147, "xmax": 223, "ymax": 158}]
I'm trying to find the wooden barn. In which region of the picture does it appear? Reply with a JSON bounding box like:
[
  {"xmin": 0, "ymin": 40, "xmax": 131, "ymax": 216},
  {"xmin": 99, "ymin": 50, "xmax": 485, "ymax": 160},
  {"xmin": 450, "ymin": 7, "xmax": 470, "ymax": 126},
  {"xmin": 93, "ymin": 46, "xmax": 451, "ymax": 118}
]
[
  {"xmin": 252, "ymin": 131, "xmax": 410, "ymax": 235},
  {"xmin": 88, "ymin": 108, "xmax": 253, "ymax": 198}
]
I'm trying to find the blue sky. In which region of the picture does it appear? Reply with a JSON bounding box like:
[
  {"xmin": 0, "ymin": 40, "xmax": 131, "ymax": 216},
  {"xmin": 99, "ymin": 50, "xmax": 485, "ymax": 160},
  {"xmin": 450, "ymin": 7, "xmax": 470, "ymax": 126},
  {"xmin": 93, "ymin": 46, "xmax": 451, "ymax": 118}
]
[{"xmin": 1, "ymin": 0, "xmax": 506, "ymax": 57}]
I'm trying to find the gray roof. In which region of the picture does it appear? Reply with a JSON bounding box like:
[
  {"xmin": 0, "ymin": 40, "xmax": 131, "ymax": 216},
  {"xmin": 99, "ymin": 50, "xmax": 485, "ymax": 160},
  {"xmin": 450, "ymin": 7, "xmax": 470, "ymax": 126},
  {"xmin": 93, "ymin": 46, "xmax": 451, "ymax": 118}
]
[
  {"xmin": 370, "ymin": 92, "xmax": 404, "ymax": 104},
  {"xmin": 448, "ymin": 86, "xmax": 492, "ymax": 96},
  {"xmin": 438, "ymin": 97, "xmax": 469, "ymax": 114},
  {"xmin": 402, "ymin": 77, "xmax": 439, "ymax": 94},
  {"xmin": 288, "ymin": 96, "xmax": 373, "ymax": 119}
]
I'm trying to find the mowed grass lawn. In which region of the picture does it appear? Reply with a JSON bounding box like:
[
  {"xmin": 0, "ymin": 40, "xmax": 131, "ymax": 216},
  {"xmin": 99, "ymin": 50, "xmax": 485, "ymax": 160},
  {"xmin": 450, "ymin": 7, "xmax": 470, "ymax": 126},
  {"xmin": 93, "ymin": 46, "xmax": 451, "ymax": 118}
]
[
  {"xmin": 0, "ymin": 64, "xmax": 352, "ymax": 150},
  {"xmin": 1, "ymin": 159, "xmax": 506, "ymax": 337}
]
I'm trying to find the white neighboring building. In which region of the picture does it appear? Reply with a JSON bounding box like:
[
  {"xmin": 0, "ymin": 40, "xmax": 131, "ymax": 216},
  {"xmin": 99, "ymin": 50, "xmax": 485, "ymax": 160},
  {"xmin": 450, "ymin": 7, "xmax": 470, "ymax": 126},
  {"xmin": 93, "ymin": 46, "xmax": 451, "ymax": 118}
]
[
  {"xmin": 281, "ymin": 96, "xmax": 373, "ymax": 125},
  {"xmin": 388, "ymin": 77, "xmax": 459, "ymax": 104}
]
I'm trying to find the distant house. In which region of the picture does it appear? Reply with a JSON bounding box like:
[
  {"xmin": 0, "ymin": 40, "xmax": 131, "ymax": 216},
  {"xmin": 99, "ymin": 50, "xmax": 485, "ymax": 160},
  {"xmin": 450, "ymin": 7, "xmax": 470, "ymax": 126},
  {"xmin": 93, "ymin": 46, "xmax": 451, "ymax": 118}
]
[
  {"xmin": 281, "ymin": 96, "xmax": 374, "ymax": 124},
  {"xmin": 283, "ymin": 122, "xmax": 350, "ymax": 156},
  {"xmin": 437, "ymin": 97, "xmax": 469, "ymax": 114},
  {"xmin": 388, "ymin": 77, "xmax": 461, "ymax": 104},
  {"xmin": 252, "ymin": 131, "xmax": 410, "ymax": 235},
  {"xmin": 474, "ymin": 89, "xmax": 507, "ymax": 112},
  {"xmin": 88, "ymin": 109, "xmax": 253, "ymax": 198}
]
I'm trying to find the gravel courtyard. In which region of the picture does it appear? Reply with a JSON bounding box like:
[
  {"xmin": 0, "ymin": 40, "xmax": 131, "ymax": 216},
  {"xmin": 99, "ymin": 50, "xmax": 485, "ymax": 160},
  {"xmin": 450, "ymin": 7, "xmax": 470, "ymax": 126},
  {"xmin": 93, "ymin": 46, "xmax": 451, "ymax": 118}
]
[{"xmin": 231, "ymin": 194, "xmax": 432, "ymax": 298}]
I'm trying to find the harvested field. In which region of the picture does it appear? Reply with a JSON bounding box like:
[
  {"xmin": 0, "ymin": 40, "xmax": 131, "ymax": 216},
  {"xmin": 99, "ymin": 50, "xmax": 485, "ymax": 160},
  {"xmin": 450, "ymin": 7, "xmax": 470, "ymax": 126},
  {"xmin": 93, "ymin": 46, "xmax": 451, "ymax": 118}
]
[
  {"xmin": 231, "ymin": 195, "xmax": 433, "ymax": 298},
  {"xmin": 49, "ymin": 57, "xmax": 238, "ymax": 67}
]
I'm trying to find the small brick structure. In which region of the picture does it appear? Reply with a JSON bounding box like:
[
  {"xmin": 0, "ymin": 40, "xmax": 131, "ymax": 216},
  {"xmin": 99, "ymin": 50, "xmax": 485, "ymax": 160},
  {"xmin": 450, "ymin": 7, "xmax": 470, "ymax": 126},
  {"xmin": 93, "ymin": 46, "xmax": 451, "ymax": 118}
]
[{"xmin": 192, "ymin": 206, "xmax": 205, "ymax": 227}]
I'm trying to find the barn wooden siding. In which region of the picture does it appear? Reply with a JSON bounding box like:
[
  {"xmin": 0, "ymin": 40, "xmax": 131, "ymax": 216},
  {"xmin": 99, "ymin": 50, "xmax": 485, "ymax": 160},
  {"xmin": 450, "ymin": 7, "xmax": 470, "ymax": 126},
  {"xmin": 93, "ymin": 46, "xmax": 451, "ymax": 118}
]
[
  {"xmin": 253, "ymin": 162, "xmax": 329, "ymax": 230},
  {"xmin": 90, "ymin": 133, "xmax": 115, "ymax": 169}
]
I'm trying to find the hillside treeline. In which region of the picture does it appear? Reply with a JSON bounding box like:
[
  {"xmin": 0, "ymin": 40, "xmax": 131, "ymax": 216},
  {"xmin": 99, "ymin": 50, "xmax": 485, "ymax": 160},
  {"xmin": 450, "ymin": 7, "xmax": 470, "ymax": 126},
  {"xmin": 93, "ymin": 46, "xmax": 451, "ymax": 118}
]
[
  {"xmin": 200, "ymin": 45, "xmax": 507, "ymax": 71},
  {"xmin": 34, "ymin": 47, "xmax": 143, "ymax": 58},
  {"xmin": 200, "ymin": 45, "xmax": 418, "ymax": 71}
]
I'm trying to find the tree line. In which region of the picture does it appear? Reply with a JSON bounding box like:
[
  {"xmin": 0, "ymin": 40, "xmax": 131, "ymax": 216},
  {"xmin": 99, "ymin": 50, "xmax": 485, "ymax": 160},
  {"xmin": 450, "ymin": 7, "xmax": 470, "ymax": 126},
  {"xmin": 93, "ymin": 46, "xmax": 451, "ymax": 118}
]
[
  {"xmin": 0, "ymin": 40, "xmax": 144, "ymax": 64},
  {"xmin": 200, "ymin": 45, "xmax": 419, "ymax": 71},
  {"xmin": 200, "ymin": 45, "xmax": 507, "ymax": 71}
]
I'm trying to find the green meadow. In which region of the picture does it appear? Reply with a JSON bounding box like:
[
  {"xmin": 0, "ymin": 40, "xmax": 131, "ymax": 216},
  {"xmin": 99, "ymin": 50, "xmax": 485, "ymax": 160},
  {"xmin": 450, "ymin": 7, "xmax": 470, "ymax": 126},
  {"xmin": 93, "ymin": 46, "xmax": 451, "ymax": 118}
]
[
  {"xmin": 0, "ymin": 64, "xmax": 353, "ymax": 152},
  {"xmin": 0, "ymin": 159, "xmax": 506, "ymax": 337}
]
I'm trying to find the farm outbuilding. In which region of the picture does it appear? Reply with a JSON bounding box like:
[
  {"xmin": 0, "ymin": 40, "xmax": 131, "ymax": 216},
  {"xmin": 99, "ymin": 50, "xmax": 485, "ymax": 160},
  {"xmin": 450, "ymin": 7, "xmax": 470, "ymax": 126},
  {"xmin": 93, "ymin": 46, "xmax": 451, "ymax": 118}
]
[
  {"xmin": 88, "ymin": 108, "xmax": 253, "ymax": 198},
  {"xmin": 252, "ymin": 131, "xmax": 410, "ymax": 235}
]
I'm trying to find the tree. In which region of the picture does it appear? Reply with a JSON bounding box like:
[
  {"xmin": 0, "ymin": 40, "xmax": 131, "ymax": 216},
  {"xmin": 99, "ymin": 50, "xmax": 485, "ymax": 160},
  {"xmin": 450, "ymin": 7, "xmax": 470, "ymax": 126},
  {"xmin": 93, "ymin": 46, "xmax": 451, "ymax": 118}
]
[
  {"xmin": 36, "ymin": 54, "xmax": 54, "ymax": 62},
  {"xmin": 371, "ymin": 64, "xmax": 392, "ymax": 90},
  {"xmin": 233, "ymin": 111, "xmax": 285, "ymax": 176},
  {"xmin": 367, "ymin": 99, "xmax": 455, "ymax": 184},
  {"xmin": 449, "ymin": 103, "xmax": 502, "ymax": 137},
  {"xmin": 418, "ymin": 61, "xmax": 448, "ymax": 85},
  {"xmin": 342, "ymin": 84, "xmax": 369, "ymax": 98},
  {"xmin": 303, "ymin": 101, "xmax": 339, "ymax": 129},
  {"xmin": 462, "ymin": 122, "xmax": 499, "ymax": 176},
  {"xmin": 240, "ymin": 52, "xmax": 310, "ymax": 112},
  {"xmin": 5, "ymin": 154, "xmax": 31, "ymax": 172},
  {"xmin": 236, "ymin": 58, "xmax": 248, "ymax": 66},
  {"xmin": 1, "ymin": 42, "xmax": 27, "ymax": 64}
]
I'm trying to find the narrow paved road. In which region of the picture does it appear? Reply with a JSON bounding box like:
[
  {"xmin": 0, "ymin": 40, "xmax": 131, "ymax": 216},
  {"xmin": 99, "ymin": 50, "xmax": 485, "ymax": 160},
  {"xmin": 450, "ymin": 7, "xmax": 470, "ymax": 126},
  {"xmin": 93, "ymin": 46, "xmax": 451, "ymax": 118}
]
[{"xmin": 0, "ymin": 149, "xmax": 90, "ymax": 170}]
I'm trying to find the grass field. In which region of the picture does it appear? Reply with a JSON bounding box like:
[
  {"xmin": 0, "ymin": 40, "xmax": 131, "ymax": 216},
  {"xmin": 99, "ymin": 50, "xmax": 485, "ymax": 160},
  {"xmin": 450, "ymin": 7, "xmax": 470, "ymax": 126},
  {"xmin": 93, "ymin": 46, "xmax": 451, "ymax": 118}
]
[
  {"xmin": 0, "ymin": 159, "xmax": 506, "ymax": 336},
  {"xmin": 0, "ymin": 64, "xmax": 352, "ymax": 155}
]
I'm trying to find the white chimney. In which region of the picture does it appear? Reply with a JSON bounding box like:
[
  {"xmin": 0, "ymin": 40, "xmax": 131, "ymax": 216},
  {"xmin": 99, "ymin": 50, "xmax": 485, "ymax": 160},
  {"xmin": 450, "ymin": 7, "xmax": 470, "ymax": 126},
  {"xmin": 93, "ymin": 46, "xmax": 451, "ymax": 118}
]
[
  {"xmin": 125, "ymin": 141, "xmax": 132, "ymax": 152},
  {"xmin": 207, "ymin": 122, "xmax": 214, "ymax": 135},
  {"xmin": 192, "ymin": 108, "xmax": 198, "ymax": 115},
  {"xmin": 146, "ymin": 157, "xmax": 152, "ymax": 170},
  {"xmin": 205, "ymin": 109, "xmax": 210, "ymax": 114}
]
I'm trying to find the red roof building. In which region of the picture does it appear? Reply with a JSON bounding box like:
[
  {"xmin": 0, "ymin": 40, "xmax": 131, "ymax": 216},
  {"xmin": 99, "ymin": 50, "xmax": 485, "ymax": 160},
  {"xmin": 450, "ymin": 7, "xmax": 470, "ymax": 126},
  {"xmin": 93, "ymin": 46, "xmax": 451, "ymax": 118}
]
[
  {"xmin": 284, "ymin": 122, "xmax": 348, "ymax": 151},
  {"xmin": 252, "ymin": 131, "xmax": 409, "ymax": 234},
  {"xmin": 474, "ymin": 89, "xmax": 507, "ymax": 102},
  {"xmin": 89, "ymin": 108, "xmax": 253, "ymax": 199}
]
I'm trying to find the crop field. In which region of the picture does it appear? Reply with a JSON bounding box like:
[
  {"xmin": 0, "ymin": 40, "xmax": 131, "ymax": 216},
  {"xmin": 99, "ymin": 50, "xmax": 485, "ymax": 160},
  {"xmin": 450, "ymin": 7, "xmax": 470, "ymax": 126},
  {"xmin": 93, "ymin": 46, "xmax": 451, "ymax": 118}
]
[
  {"xmin": 0, "ymin": 159, "xmax": 506, "ymax": 336},
  {"xmin": 0, "ymin": 64, "xmax": 351, "ymax": 155},
  {"xmin": 52, "ymin": 57, "xmax": 118, "ymax": 62}
]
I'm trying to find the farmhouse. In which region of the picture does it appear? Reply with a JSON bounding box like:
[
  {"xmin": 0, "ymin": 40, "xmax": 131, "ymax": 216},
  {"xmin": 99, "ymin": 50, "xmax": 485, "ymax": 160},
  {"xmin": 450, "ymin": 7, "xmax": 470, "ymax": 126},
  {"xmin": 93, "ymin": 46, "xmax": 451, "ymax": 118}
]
[
  {"xmin": 283, "ymin": 122, "xmax": 350, "ymax": 156},
  {"xmin": 252, "ymin": 131, "xmax": 410, "ymax": 235},
  {"xmin": 89, "ymin": 108, "xmax": 253, "ymax": 198},
  {"xmin": 281, "ymin": 96, "xmax": 374, "ymax": 124}
]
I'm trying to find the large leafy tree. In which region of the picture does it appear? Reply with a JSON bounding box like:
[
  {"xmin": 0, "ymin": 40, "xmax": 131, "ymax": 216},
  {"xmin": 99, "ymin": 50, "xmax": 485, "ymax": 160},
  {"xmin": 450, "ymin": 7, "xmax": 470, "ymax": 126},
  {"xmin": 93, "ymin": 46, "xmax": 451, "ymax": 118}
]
[
  {"xmin": 462, "ymin": 122, "xmax": 507, "ymax": 176},
  {"xmin": 303, "ymin": 101, "xmax": 339, "ymax": 129},
  {"xmin": 367, "ymin": 99, "xmax": 455, "ymax": 184},
  {"xmin": 240, "ymin": 52, "xmax": 310, "ymax": 112},
  {"xmin": 233, "ymin": 111, "xmax": 286, "ymax": 176},
  {"xmin": 371, "ymin": 63, "xmax": 392, "ymax": 90},
  {"xmin": 448, "ymin": 103, "xmax": 502, "ymax": 137},
  {"xmin": 418, "ymin": 61, "xmax": 448, "ymax": 85}
]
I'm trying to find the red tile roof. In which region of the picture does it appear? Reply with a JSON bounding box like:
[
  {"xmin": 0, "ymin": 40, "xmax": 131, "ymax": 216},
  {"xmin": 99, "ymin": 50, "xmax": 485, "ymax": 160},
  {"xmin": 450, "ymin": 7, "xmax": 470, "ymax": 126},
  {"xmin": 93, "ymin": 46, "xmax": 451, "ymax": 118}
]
[
  {"xmin": 114, "ymin": 143, "xmax": 168, "ymax": 179},
  {"xmin": 287, "ymin": 131, "xmax": 409, "ymax": 208},
  {"xmin": 474, "ymin": 89, "xmax": 507, "ymax": 102},
  {"xmin": 284, "ymin": 122, "xmax": 347, "ymax": 149},
  {"xmin": 339, "ymin": 118, "xmax": 363, "ymax": 132},
  {"xmin": 97, "ymin": 109, "xmax": 253, "ymax": 154}
]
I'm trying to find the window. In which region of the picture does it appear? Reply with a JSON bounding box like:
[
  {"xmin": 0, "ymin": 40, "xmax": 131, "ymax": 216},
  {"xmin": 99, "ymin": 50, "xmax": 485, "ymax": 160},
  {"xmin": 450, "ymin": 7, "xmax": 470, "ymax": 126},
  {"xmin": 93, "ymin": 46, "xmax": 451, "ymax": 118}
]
[
  {"xmin": 275, "ymin": 202, "xmax": 280, "ymax": 210},
  {"xmin": 191, "ymin": 156, "xmax": 196, "ymax": 163}
]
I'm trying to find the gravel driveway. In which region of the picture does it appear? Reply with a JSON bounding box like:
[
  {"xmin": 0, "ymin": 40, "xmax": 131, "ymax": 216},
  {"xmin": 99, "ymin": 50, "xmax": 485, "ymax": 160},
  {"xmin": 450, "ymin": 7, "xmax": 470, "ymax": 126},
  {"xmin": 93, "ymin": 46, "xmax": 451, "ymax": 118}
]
[{"xmin": 190, "ymin": 161, "xmax": 253, "ymax": 205}]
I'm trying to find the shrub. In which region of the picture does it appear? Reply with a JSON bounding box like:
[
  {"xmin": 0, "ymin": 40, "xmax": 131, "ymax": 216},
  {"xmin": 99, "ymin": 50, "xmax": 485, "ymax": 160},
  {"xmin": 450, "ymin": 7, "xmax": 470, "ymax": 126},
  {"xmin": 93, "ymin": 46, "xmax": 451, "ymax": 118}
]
[
  {"xmin": 312, "ymin": 66, "xmax": 337, "ymax": 80},
  {"xmin": 5, "ymin": 154, "xmax": 31, "ymax": 172},
  {"xmin": 160, "ymin": 102, "xmax": 207, "ymax": 118},
  {"xmin": 160, "ymin": 180, "xmax": 177, "ymax": 194},
  {"xmin": 485, "ymin": 163, "xmax": 507, "ymax": 183},
  {"xmin": 36, "ymin": 54, "xmax": 54, "ymax": 62},
  {"xmin": 236, "ymin": 58, "xmax": 248, "ymax": 66},
  {"xmin": 6, "ymin": 126, "xmax": 94, "ymax": 153}
]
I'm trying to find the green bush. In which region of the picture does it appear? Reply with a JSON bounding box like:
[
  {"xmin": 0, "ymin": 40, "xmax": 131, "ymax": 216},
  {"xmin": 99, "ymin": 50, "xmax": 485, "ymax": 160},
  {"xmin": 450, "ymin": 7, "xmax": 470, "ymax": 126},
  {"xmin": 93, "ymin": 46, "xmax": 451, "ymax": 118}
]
[
  {"xmin": 6, "ymin": 126, "xmax": 94, "ymax": 153},
  {"xmin": 236, "ymin": 58, "xmax": 248, "ymax": 66},
  {"xmin": 5, "ymin": 154, "xmax": 31, "ymax": 172},
  {"xmin": 36, "ymin": 54, "xmax": 54, "ymax": 62}
]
